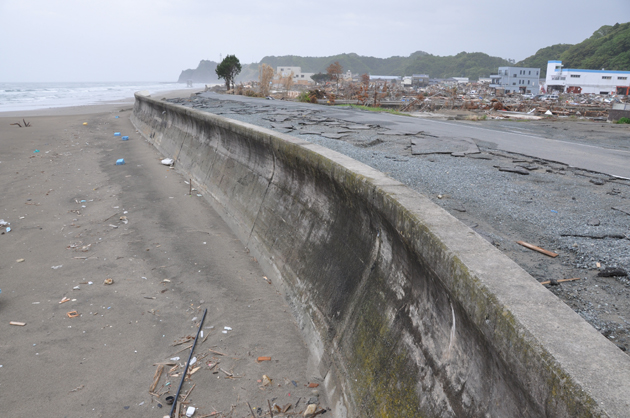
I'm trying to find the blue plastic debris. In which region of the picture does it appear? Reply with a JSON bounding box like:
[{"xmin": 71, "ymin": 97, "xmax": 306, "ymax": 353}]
[
  {"xmin": 116, "ymin": 159, "xmax": 125, "ymax": 165},
  {"xmin": 6, "ymin": 227, "xmax": 11, "ymax": 233},
  {"xmin": 115, "ymin": 116, "xmax": 119, "ymax": 119},
  {"xmin": 34, "ymin": 150, "xmax": 40, "ymax": 153},
  {"xmin": 551, "ymin": 210, "xmax": 558, "ymax": 213},
  {"xmin": 114, "ymin": 132, "xmax": 121, "ymax": 136},
  {"xmin": 122, "ymin": 136, "xmax": 129, "ymax": 140}
]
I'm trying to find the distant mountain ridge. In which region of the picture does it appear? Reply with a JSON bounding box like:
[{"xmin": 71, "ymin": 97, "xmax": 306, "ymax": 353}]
[{"xmin": 178, "ymin": 22, "xmax": 630, "ymax": 83}]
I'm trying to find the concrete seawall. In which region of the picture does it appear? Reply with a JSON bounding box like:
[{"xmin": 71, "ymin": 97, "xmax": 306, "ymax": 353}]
[{"xmin": 132, "ymin": 94, "xmax": 630, "ymax": 417}]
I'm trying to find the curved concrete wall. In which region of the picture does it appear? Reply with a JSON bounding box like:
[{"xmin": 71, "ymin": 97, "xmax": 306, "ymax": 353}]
[{"xmin": 132, "ymin": 94, "xmax": 630, "ymax": 417}]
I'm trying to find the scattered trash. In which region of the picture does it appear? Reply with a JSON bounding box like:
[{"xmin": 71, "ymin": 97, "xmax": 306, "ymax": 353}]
[
  {"xmin": 103, "ymin": 278, "xmax": 114, "ymax": 285},
  {"xmin": 83, "ymin": 122, "xmax": 88, "ymax": 125},
  {"xmin": 224, "ymin": 326, "xmax": 232, "ymax": 331},
  {"xmin": 0, "ymin": 219, "xmax": 9, "ymax": 227},
  {"xmin": 304, "ymin": 404, "xmax": 317, "ymax": 416},
  {"xmin": 16, "ymin": 259, "xmax": 24, "ymax": 263},
  {"xmin": 6, "ymin": 227, "xmax": 11, "ymax": 233},
  {"xmin": 516, "ymin": 241, "xmax": 558, "ymax": 258},
  {"xmin": 541, "ymin": 278, "xmax": 580, "ymax": 286},
  {"xmin": 598, "ymin": 268, "xmax": 628, "ymax": 277},
  {"xmin": 189, "ymin": 357, "xmax": 197, "ymax": 366},
  {"xmin": 51, "ymin": 265, "xmax": 63, "ymax": 269},
  {"xmin": 11, "ymin": 119, "xmax": 31, "ymax": 127},
  {"xmin": 73, "ymin": 285, "xmax": 80, "ymax": 290},
  {"xmin": 9, "ymin": 321, "xmax": 26, "ymax": 326},
  {"xmin": 115, "ymin": 116, "xmax": 119, "ymax": 119},
  {"xmin": 170, "ymin": 357, "xmax": 180, "ymax": 361},
  {"xmin": 122, "ymin": 136, "xmax": 129, "ymax": 141},
  {"xmin": 307, "ymin": 383, "xmax": 319, "ymax": 388},
  {"xmin": 262, "ymin": 374, "xmax": 272, "ymax": 386},
  {"xmin": 161, "ymin": 158, "xmax": 174, "ymax": 166},
  {"xmin": 116, "ymin": 159, "xmax": 125, "ymax": 165},
  {"xmin": 186, "ymin": 406, "xmax": 196, "ymax": 417},
  {"xmin": 33, "ymin": 149, "xmax": 39, "ymax": 153},
  {"xmin": 67, "ymin": 311, "xmax": 79, "ymax": 318},
  {"xmin": 114, "ymin": 132, "xmax": 121, "ymax": 136},
  {"xmin": 164, "ymin": 395, "xmax": 175, "ymax": 405},
  {"xmin": 257, "ymin": 356, "xmax": 271, "ymax": 362},
  {"xmin": 59, "ymin": 297, "xmax": 70, "ymax": 304}
]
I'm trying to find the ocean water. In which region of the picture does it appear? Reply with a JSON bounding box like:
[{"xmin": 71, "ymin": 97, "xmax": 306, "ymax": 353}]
[{"xmin": 0, "ymin": 81, "xmax": 200, "ymax": 112}]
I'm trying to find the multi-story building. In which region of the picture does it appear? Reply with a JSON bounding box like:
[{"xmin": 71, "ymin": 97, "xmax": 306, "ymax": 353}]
[
  {"xmin": 545, "ymin": 60, "xmax": 630, "ymax": 95},
  {"xmin": 490, "ymin": 67, "xmax": 541, "ymax": 94},
  {"xmin": 276, "ymin": 66, "xmax": 315, "ymax": 85}
]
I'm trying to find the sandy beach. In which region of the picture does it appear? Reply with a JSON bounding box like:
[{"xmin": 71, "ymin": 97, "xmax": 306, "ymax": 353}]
[{"xmin": 0, "ymin": 92, "xmax": 323, "ymax": 416}]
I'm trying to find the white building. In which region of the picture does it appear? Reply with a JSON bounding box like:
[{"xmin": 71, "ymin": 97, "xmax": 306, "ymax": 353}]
[
  {"xmin": 276, "ymin": 66, "xmax": 315, "ymax": 85},
  {"xmin": 490, "ymin": 67, "xmax": 540, "ymax": 94},
  {"xmin": 545, "ymin": 60, "xmax": 630, "ymax": 95}
]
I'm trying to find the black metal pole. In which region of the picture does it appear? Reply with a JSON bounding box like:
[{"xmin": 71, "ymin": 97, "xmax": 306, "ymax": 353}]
[{"xmin": 169, "ymin": 308, "xmax": 207, "ymax": 417}]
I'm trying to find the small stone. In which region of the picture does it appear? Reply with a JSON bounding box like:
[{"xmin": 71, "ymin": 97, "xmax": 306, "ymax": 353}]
[
  {"xmin": 587, "ymin": 218, "xmax": 600, "ymax": 226},
  {"xmin": 589, "ymin": 178, "xmax": 606, "ymax": 185},
  {"xmin": 549, "ymin": 279, "xmax": 559, "ymax": 286}
]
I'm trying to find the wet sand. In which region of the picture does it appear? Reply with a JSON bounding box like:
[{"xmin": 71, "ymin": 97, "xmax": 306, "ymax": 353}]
[{"xmin": 0, "ymin": 94, "xmax": 324, "ymax": 416}]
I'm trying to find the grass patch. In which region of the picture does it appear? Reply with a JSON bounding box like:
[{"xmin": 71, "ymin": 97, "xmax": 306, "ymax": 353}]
[
  {"xmin": 615, "ymin": 117, "xmax": 630, "ymax": 124},
  {"xmin": 337, "ymin": 104, "xmax": 411, "ymax": 117}
]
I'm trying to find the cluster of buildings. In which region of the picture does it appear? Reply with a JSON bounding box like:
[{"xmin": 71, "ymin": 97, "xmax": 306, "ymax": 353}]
[{"xmin": 273, "ymin": 61, "xmax": 630, "ymax": 96}]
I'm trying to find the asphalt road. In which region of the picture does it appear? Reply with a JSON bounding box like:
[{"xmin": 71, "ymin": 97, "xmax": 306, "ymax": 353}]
[{"xmin": 196, "ymin": 92, "xmax": 630, "ymax": 179}]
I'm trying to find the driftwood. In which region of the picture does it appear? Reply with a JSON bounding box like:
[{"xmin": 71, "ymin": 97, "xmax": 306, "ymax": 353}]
[{"xmin": 10, "ymin": 119, "xmax": 31, "ymax": 128}]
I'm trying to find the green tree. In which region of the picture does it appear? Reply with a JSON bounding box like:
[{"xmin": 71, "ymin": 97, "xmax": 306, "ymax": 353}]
[
  {"xmin": 215, "ymin": 55, "xmax": 242, "ymax": 91},
  {"xmin": 311, "ymin": 72, "xmax": 330, "ymax": 84}
]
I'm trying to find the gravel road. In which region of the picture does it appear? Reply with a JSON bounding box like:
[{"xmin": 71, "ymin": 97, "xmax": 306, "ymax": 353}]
[{"xmin": 168, "ymin": 93, "xmax": 630, "ymax": 354}]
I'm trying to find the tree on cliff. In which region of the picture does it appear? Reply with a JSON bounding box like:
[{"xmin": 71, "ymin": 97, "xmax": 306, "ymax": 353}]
[{"xmin": 215, "ymin": 55, "xmax": 242, "ymax": 92}]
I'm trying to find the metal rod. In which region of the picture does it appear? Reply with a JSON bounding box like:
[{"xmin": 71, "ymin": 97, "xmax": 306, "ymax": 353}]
[{"xmin": 169, "ymin": 308, "xmax": 207, "ymax": 417}]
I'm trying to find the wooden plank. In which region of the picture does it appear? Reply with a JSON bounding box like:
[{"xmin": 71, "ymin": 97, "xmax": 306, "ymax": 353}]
[{"xmin": 517, "ymin": 241, "xmax": 558, "ymax": 258}]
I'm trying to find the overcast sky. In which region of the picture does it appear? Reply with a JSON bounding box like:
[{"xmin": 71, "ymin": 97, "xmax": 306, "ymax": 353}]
[{"xmin": 1, "ymin": 0, "xmax": 627, "ymax": 82}]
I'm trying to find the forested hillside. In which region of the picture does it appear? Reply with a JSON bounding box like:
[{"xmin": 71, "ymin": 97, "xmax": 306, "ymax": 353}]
[{"xmin": 178, "ymin": 22, "xmax": 629, "ymax": 83}]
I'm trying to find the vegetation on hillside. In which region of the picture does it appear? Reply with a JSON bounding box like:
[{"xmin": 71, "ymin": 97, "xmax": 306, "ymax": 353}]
[
  {"xmin": 404, "ymin": 52, "xmax": 510, "ymax": 79},
  {"xmin": 178, "ymin": 22, "xmax": 630, "ymax": 83},
  {"xmin": 560, "ymin": 22, "xmax": 630, "ymax": 71},
  {"xmin": 516, "ymin": 44, "xmax": 573, "ymax": 77}
]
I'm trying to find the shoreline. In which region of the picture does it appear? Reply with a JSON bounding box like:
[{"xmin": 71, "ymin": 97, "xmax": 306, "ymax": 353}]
[{"xmin": 0, "ymin": 87, "xmax": 204, "ymax": 117}]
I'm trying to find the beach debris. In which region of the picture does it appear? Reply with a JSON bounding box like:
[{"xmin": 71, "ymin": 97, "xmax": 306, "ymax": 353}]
[
  {"xmin": 516, "ymin": 241, "xmax": 558, "ymax": 258},
  {"xmin": 308, "ymin": 382, "xmax": 320, "ymax": 388},
  {"xmin": 122, "ymin": 136, "xmax": 129, "ymax": 140},
  {"xmin": 83, "ymin": 122, "xmax": 88, "ymax": 125},
  {"xmin": 0, "ymin": 219, "xmax": 8, "ymax": 227},
  {"xmin": 304, "ymin": 404, "xmax": 317, "ymax": 416},
  {"xmin": 66, "ymin": 311, "xmax": 79, "ymax": 318},
  {"xmin": 597, "ymin": 268, "xmax": 628, "ymax": 277},
  {"xmin": 262, "ymin": 374, "xmax": 272, "ymax": 386},
  {"xmin": 10, "ymin": 119, "xmax": 31, "ymax": 127},
  {"xmin": 150, "ymin": 364, "xmax": 165, "ymax": 393},
  {"xmin": 164, "ymin": 395, "xmax": 175, "ymax": 405},
  {"xmin": 16, "ymin": 259, "xmax": 24, "ymax": 263},
  {"xmin": 69, "ymin": 385, "xmax": 84, "ymax": 393},
  {"xmin": 114, "ymin": 132, "xmax": 121, "ymax": 136},
  {"xmin": 59, "ymin": 297, "xmax": 71, "ymax": 304},
  {"xmin": 103, "ymin": 278, "xmax": 114, "ymax": 285},
  {"xmin": 9, "ymin": 321, "xmax": 26, "ymax": 326},
  {"xmin": 186, "ymin": 406, "xmax": 196, "ymax": 417},
  {"xmin": 51, "ymin": 265, "xmax": 63, "ymax": 269},
  {"xmin": 257, "ymin": 356, "xmax": 271, "ymax": 362},
  {"xmin": 161, "ymin": 158, "xmax": 174, "ymax": 166},
  {"xmin": 116, "ymin": 159, "xmax": 125, "ymax": 165},
  {"xmin": 540, "ymin": 278, "xmax": 580, "ymax": 286}
]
